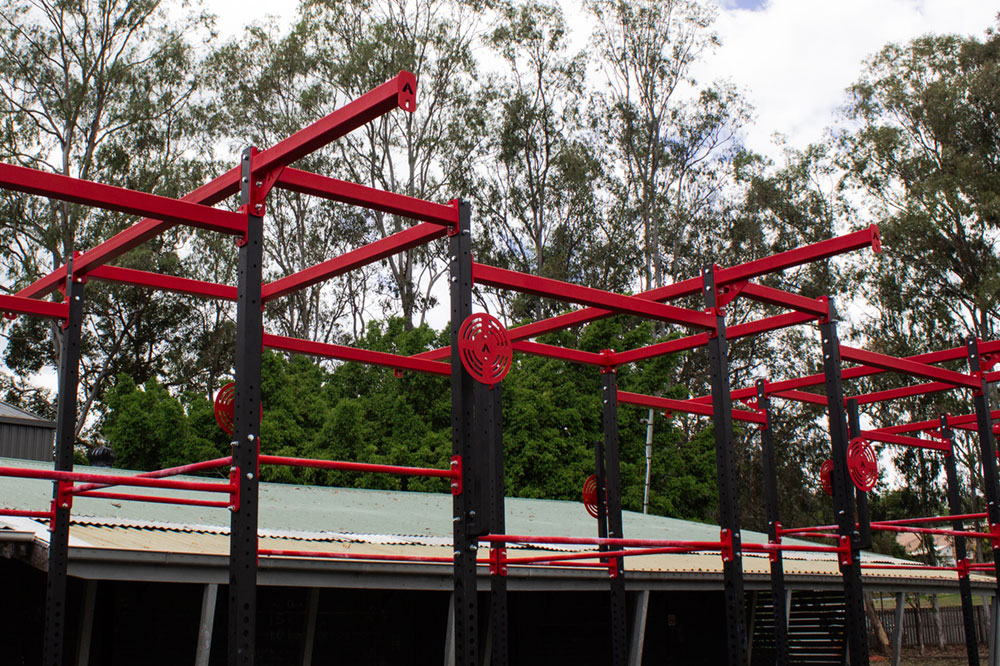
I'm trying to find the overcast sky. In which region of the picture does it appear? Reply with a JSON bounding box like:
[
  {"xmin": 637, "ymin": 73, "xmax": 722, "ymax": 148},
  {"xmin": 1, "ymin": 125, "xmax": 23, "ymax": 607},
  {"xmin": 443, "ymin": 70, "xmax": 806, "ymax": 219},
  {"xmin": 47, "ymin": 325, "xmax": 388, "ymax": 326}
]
[{"xmin": 212, "ymin": 0, "xmax": 998, "ymax": 159}]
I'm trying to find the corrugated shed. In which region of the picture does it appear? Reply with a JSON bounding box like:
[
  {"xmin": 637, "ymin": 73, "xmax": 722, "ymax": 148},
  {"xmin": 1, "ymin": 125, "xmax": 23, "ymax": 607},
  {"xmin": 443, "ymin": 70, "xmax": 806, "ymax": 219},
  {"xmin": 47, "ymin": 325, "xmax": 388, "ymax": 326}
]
[
  {"xmin": 0, "ymin": 403, "xmax": 54, "ymax": 461},
  {"xmin": 0, "ymin": 457, "xmax": 986, "ymax": 587}
]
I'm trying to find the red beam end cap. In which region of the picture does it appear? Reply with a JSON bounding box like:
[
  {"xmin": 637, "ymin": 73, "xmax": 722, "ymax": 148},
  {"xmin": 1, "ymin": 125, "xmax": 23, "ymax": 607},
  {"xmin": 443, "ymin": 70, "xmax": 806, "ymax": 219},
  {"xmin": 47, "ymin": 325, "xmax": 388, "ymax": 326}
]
[
  {"xmin": 869, "ymin": 224, "xmax": 881, "ymax": 253},
  {"xmin": 398, "ymin": 71, "xmax": 417, "ymax": 113}
]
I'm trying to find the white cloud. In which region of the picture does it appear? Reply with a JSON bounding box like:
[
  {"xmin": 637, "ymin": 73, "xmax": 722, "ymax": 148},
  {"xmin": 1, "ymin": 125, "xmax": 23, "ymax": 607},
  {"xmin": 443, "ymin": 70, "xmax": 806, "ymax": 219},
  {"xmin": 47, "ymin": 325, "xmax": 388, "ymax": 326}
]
[{"xmin": 697, "ymin": 0, "xmax": 999, "ymax": 157}]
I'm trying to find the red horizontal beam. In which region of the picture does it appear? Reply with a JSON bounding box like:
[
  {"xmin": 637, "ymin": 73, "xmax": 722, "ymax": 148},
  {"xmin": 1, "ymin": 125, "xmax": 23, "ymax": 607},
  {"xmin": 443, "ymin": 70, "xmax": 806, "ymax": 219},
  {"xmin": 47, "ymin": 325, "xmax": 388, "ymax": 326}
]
[
  {"xmin": 0, "ymin": 466, "xmax": 232, "ymax": 493},
  {"xmin": 71, "ymin": 456, "xmax": 232, "ymax": 494},
  {"xmin": 612, "ymin": 334, "xmax": 709, "ymax": 365},
  {"xmin": 617, "ymin": 390, "xmax": 766, "ymax": 424},
  {"xmin": 852, "ymin": 381, "xmax": 954, "ymax": 406},
  {"xmin": 275, "ymin": 168, "xmax": 458, "ymax": 228},
  {"xmin": 0, "ymin": 294, "xmax": 68, "ymax": 320},
  {"xmin": 76, "ymin": 490, "xmax": 232, "ymax": 509},
  {"xmin": 252, "ymin": 71, "xmax": 416, "ymax": 178},
  {"xmin": 415, "ymin": 230, "xmax": 874, "ymax": 362},
  {"xmin": 259, "ymin": 548, "xmax": 454, "ymax": 565},
  {"xmin": 0, "ymin": 162, "xmax": 246, "ymax": 235},
  {"xmin": 262, "ymin": 222, "xmax": 447, "ymax": 302},
  {"xmin": 877, "ymin": 410, "xmax": 1000, "ymax": 436},
  {"xmin": 739, "ymin": 284, "xmax": 829, "ymax": 317},
  {"xmin": 861, "ymin": 429, "xmax": 951, "ymax": 452},
  {"xmin": 511, "ymin": 341, "xmax": 606, "ymax": 366},
  {"xmin": 259, "ymin": 454, "xmax": 457, "ymax": 479},
  {"xmin": 722, "ymin": 339, "xmax": 1000, "ymax": 404},
  {"xmin": 715, "ymin": 225, "xmax": 880, "ymax": 288},
  {"xmin": 16, "ymin": 72, "xmax": 416, "ymax": 298},
  {"xmin": 87, "ymin": 266, "xmax": 237, "ymax": 300},
  {"xmin": 771, "ymin": 389, "xmax": 827, "ymax": 406},
  {"xmin": 840, "ymin": 345, "xmax": 979, "ymax": 389},
  {"xmin": 263, "ymin": 333, "xmax": 451, "ymax": 376},
  {"xmin": 473, "ymin": 263, "xmax": 715, "ymax": 330}
]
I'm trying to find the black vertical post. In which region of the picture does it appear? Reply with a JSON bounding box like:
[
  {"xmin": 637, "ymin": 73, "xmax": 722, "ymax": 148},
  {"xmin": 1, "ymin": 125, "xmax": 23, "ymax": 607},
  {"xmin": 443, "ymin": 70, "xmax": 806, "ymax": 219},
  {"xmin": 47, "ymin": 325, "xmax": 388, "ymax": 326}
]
[
  {"xmin": 941, "ymin": 416, "xmax": 981, "ymax": 666},
  {"xmin": 450, "ymin": 201, "xmax": 480, "ymax": 666},
  {"xmin": 819, "ymin": 316, "xmax": 869, "ymax": 666},
  {"xmin": 42, "ymin": 262, "xmax": 84, "ymax": 666},
  {"xmin": 485, "ymin": 383, "xmax": 508, "ymax": 666},
  {"xmin": 594, "ymin": 437, "xmax": 608, "ymax": 542},
  {"xmin": 756, "ymin": 380, "xmax": 788, "ymax": 666},
  {"xmin": 846, "ymin": 399, "xmax": 872, "ymax": 550},
  {"xmin": 229, "ymin": 147, "xmax": 264, "ymax": 666},
  {"xmin": 966, "ymin": 338, "xmax": 1000, "ymax": 610},
  {"xmin": 600, "ymin": 367, "xmax": 628, "ymax": 666},
  {"xmin": 703, "ymin": 265, "xmax": 747, "ymax": 666}
]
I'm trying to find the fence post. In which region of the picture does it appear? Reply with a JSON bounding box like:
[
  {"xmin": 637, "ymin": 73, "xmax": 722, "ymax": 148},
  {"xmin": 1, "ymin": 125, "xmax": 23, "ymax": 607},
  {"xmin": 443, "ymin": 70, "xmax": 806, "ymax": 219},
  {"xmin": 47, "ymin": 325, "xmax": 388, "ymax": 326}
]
[{"xmin": 891, "ymin": 592, "xmax": 904, "ymax": 666}]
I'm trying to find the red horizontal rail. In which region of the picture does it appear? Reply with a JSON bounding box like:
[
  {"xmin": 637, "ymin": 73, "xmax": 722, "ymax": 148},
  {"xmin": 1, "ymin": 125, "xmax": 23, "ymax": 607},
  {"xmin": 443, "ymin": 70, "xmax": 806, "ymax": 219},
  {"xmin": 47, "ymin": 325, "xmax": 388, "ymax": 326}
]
[
  {"xmin": 263, "ymin": 333, "xmax": 451, "ymax": 376},
  {"xmin": 714, "ymin": 225, "xmax": 880, "ymax": 290},
  {"xmin": 720, "ymin": 339, "xmax": 1000, "ymax": 405},
  {"xmin": 873, "ymin": 513, "xmax": 987, "ymax": 526},
  {"xmin": 87, "ymin": 266, "xmax": 237, "ymax": 300},
  {"xmin": 852, "ymin": 381, "xmax": 954, "ymax": 406},
  {"xmin": 739, "ymin": 284, "xmax": 829, "ymax": 318},
  {"xmin": 17, "ymin": 72, "xmax": 416, "ymax": 298},
  {"xmin": 0, "ymin": 466, "xmax": 233, "ymax": 493},
  {"xmin": 771, "ymin": 389, "xmax": 827, "ymax": 406},
  {"xmin": 511, "ymin": 341, "xmax": 606, "ymax": 366},
  {"xmin": 0, "ymin": 162, "xmax": 247, "ymax": 236},
  {"xmin": 275, "ymin": 168, "xmax": 457, "ymax": 228},
  {"xmin": 877, "ymin": 410, "xmax": 1000, "ymax": 436},
  {"xmin": 70, "ymin": 456, "xmax": 232, "ymax": 494},
  {"xmin": 481, "ymin": 533, "xmax": 726, "ymax": 549},
  {"xmin": 414, "ymin": 228, "xmax": 872, "ymax": 362},
  {"xmin": 743, "ymin": 542, "xmax": 844, "ymax": 555},
  {"xmin": 259, "ymin": 454, "xmax": 457, "ymax": 479},
  {"xmin": 0, "ymin": 294, "xmax": 68, "ymax": 320},
  {"xmin": 861, "ymin": 429, "xmax": 951, "ymax": 452},
  {"xmin": 859, "ymin": 563, "xmax": 958, "ymax": 572},
  {"xmin": 505, "ymin": 545, "xmax": 713, "ymax": 565},
  {"xmin": 840, "ymin": 346, "xmax": 979, "ymax": 389},
  {"xmin": 618, "ymin": 391, "xmax": 766, "ymax": 424},
  {"xmin": 473, "ymin": 263, "xmax": 715, "ymax": 330},
  {"xmin": 75, "ymin": 490, "xmax": 232, "ymax": 509},
  {"xmin": 262, "ymin": 222, "xmax": 447, "ymax": 302},
  {"xmin": 868, "ymin": 524, "xmax": 994, "ymax": 540},
  {"xmin": 0, "ymin": 508, "xmax": 52, "ymax": 519},
  {"xmin": 259, "ymin": 548, "xmax": 453, "ymax": 564}
]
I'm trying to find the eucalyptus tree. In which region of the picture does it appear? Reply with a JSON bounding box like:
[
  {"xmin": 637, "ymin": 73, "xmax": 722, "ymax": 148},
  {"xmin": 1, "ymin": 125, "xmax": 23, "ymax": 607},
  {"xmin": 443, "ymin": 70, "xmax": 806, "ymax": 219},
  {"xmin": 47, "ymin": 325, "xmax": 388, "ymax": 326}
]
[
  {"xmin": 300, "ymin": 0, "xmax": 487, "ymax": 329},
  {"xmin": 837, "ymin": 25, "xmax": 1000, "ymax": 531},
  {"xmin": 0, "ymin": 0, "xmax": 215, "ymax": 431}
]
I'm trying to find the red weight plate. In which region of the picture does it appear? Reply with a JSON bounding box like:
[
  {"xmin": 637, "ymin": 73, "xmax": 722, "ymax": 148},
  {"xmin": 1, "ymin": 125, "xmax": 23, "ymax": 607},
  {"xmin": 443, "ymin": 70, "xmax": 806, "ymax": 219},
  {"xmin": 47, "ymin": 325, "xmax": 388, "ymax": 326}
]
[
  {"xmin": 820, "ymin": 459, "xmax": 834, "ymax": 497},
  {"xmin": 458, "ymin": 313, "xmax": 512, "ymax": 386},
  {"xmin": 214, "ymin": 382, "xmax": 236, "ymax": 435},
  {"xmin": 213, "ymin": 382, "xmax": 263, "ymax": 436},
  {"xmin": 847, "ymin": 437, "xmax": 879, "ymax": 492},
  {"xmin": 582, "ymin": 475, "xmax": 599, "ymax": 519}
]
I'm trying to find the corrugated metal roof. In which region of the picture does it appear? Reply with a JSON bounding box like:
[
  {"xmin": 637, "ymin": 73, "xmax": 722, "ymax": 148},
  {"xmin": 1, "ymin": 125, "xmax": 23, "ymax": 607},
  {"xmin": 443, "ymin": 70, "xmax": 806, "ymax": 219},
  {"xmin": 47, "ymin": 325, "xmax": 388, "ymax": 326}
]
[
  {"xmin": 0, "ymin": 401, "xmax": 53, "ymax": 424},
  {"xmin": 0, "ymin": 457, "xmax": 984, "ymax": 588}
]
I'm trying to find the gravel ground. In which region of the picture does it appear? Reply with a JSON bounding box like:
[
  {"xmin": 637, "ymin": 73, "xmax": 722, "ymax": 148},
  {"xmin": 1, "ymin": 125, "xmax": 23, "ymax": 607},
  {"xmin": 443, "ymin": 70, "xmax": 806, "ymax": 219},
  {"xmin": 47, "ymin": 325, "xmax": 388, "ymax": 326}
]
[{"xmin": 870, "ymin": 645, "xmax": 989, "ymax": 664}]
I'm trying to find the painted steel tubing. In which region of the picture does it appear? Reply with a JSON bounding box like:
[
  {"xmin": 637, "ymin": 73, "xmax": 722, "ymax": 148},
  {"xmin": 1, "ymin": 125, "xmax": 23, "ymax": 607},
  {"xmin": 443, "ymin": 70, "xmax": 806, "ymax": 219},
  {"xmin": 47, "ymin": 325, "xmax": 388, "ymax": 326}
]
[
  {"xmin": 259, "ymin": 454, "xmax": 458, "ymax": 479},
  {"xmin": 0, "ymin": 466, "xmax": 233, "ymax": 494},
  {"xmin": 75, "ymin": 491, "xmax": 232, "ymax": 509},
  {"xmin": 70, "ymin": 456, "xmax": 233, "ymax": 494}
]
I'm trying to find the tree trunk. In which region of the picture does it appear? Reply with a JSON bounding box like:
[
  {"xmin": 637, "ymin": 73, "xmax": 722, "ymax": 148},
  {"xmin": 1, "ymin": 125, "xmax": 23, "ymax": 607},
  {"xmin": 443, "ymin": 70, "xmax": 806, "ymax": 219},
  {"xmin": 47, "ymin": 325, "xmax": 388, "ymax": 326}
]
[
  {"xmin": 932, "ymin": 594, "xmax": 945, "ymax": 649},
  {"xmin": 865, "ymin": 592, "xmax": 892, "ymax": 657}
]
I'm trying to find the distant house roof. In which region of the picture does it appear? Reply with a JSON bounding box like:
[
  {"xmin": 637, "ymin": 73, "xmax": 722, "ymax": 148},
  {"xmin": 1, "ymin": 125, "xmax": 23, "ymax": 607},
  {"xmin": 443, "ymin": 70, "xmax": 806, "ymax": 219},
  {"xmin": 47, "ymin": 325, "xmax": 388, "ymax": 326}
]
[
  {"xmin": 0, "ymin": 402, "xmax": 55, "ymax": 428},
  {"xmin": 0, "ymin": 457, "xmax": 989, "ymax": 593}
]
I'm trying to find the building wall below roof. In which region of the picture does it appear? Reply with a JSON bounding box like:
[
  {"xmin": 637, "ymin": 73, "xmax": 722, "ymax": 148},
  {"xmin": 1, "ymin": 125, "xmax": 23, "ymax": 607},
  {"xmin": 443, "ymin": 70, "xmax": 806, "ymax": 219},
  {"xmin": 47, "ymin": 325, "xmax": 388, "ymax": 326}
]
[{"xmin": 0, "ymin": 422, "xmax": 54, "ymax": 462}]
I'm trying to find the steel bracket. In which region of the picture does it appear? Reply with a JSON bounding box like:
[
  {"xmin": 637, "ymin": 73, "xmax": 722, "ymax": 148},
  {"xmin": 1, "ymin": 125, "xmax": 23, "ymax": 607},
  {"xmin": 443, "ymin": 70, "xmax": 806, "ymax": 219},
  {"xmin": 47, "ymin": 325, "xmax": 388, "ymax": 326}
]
[
  {"xmin": 956, "ymin": 557, "xmax": 971, "ymax": 579},
  {"xmin": 990, "ymin": 523, "xmax": 1000, "ymax": 550},
  {"xmin": 229, "ymin": 465, "xmax": 240, "ymax": 511},
  {"xmin": 50, "ymin": 480, "xmax": 74, "ymax": 518},
  {"xmin": 716, "ymin": 279, "xmax": 748, "ymax": 309},
  {"xmin": 769, "ymin": 522, "xmax": 782, "ymax": 563},
  {"xmin": 838, "ymin": 535, "xmax": 852, "ymax": 567},
  {"xmin": 489, "ymin": 546, "xmax": 507, "ymax": 576},
  {"xmin": 608, "ymin": 555, "xmax": 620, "ymax": 578},
  {"xmin": 599, "ymin": 349, "xmax": 616, "ymax": 374},
  {"xmin": 720, "ymin": 528, "xmax": 734, "ymax": 562},
  {"xmin": 450, "ymin": 455, "xmax": 463, "ymax": 495}
]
